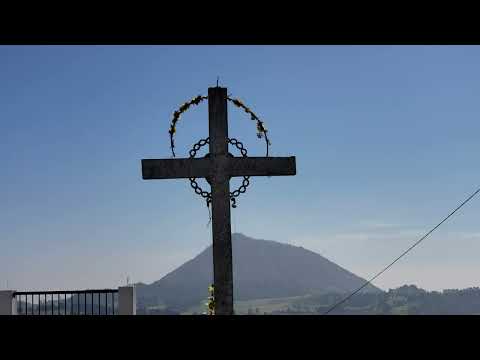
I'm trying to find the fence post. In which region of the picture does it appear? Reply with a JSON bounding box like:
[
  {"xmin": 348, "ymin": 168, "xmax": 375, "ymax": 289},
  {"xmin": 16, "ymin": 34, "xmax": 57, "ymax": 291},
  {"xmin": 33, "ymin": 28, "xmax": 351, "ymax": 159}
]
[
  {"xmin": 0, "ymin": 291, "xmax": 17, "ymax": 315},
  {"xmin": 118, "ymin": 286, "xmax": 136, "ymax": 315}
]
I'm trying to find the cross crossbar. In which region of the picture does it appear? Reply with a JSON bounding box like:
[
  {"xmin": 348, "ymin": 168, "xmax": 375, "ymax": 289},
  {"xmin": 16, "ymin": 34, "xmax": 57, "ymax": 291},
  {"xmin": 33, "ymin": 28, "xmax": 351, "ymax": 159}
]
[{"xmin": 141, "ymin": 156, "xmax": 296, "ymax": 180}]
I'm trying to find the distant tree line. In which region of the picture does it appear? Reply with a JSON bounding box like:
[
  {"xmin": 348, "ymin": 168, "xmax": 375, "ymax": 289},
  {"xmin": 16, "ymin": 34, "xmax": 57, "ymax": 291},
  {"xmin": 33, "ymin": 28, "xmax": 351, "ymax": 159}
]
[{"xmin": 269, "ymin": 285, "xmax": 480, "ymax": 315}]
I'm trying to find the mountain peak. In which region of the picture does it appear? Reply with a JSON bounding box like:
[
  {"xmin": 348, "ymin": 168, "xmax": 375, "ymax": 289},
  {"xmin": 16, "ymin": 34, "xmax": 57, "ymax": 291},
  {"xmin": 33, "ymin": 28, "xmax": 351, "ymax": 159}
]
[{"xmin": 137, "ymin": 234, "xmax": 381, "ymax": 311}]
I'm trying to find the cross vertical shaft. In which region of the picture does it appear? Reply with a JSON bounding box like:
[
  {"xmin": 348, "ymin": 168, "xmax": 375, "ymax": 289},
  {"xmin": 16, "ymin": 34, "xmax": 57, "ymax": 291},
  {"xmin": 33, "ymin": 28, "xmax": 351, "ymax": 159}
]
[{"xmin": 208, "ymin": 87, "xmax": 234, "ymax": 315}]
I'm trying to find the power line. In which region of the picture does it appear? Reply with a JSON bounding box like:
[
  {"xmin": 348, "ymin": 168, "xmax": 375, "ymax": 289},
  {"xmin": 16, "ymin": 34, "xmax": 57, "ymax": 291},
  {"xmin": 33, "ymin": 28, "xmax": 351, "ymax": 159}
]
[{"xmin": 322, "ymin": 185, "xmax": 480, "ymax": 315}]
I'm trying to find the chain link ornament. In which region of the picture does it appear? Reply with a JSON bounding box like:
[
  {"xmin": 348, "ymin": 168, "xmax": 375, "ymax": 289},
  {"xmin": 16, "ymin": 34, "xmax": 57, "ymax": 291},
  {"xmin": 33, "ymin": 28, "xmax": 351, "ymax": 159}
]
[{"xmin": 188, "ymin": 137, "xmax": 251, "ymax": 208}]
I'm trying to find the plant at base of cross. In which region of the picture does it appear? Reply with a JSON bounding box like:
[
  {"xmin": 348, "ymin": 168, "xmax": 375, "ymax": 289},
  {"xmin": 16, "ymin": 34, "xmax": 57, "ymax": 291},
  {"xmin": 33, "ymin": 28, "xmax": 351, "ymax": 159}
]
[{"xmin": 205, "ymin": 284, "xmax": 215, "ymax": 315}]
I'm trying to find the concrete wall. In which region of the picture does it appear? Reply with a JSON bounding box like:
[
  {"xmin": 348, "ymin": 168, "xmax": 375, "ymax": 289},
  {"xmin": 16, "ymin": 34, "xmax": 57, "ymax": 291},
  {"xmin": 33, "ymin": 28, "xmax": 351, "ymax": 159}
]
[
  {"xmin": 0, "ymin": 291, "xmax": 17, "ymax": 315},
  {"xmin": 118, "ymin": 286, "xmax": 136, "ymax": 315}
]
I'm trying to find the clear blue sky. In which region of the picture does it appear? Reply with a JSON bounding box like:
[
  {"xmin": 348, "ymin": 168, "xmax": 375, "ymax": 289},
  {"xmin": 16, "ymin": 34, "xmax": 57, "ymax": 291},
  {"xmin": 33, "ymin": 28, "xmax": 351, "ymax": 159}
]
[{"xmin": 1, "ymin": 45, "xmax": 479, "ymax": 292}]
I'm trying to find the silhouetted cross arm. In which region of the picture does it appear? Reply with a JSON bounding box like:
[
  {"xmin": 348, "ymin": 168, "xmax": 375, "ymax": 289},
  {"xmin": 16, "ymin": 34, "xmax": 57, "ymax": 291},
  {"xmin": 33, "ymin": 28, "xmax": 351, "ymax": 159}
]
[
  {"xmin": 226, "ymin": 156, "xmax": 296, "ymax": 177},
  {"xmin": 141, "ymin": 158, "xmax": 211, "ymax": 180}
]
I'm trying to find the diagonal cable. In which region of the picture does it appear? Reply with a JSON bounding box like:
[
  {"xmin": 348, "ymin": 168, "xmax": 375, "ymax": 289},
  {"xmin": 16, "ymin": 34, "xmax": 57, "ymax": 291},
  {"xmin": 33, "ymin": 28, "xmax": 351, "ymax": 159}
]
[{"xmin": 323, "ymin": 186, "xmax": 480, "ymax": 315}]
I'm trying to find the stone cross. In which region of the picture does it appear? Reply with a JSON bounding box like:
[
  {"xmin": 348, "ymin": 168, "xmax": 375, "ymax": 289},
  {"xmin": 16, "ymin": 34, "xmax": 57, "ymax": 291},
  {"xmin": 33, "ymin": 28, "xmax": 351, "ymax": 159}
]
[{"xmin": 141, "ymin": 87, "xmax": 296, "ymax": 315}]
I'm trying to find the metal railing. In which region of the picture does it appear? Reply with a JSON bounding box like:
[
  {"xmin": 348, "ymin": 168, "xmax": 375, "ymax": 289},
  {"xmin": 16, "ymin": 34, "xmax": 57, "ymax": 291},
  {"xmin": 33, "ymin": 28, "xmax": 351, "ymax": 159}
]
[{"xmin": 14, "ymin": 289, "xmax": 118, "ymax": 315}]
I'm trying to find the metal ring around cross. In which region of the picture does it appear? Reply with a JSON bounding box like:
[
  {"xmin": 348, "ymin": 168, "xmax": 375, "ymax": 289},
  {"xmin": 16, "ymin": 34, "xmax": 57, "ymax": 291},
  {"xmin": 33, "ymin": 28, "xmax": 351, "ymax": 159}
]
[{"xmin": 188, "ymin": 137, "xmax": 251, "ymax": 208}]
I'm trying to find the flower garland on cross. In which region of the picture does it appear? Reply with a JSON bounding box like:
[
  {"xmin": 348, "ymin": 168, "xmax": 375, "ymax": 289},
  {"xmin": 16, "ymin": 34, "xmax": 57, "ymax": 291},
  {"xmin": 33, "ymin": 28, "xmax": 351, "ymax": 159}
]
[{"xmin": 167, "ymin": 94, "xmax": 271, "ymax": 158}]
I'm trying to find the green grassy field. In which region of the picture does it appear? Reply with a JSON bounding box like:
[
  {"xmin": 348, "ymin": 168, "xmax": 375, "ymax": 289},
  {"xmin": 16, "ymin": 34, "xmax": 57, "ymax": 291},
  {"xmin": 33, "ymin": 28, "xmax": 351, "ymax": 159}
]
[{"xmin": 182, "ymin": 295, "xmax": 309, "ymax": 315}]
